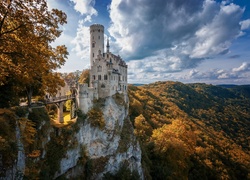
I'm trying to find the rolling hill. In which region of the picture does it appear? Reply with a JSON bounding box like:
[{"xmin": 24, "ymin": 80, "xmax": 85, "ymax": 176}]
[{"xmin": 128, "ymin": 81, "xmax": 250, "ymax": 179}]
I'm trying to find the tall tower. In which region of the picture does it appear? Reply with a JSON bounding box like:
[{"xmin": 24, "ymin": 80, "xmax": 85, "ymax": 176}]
[{"xmin": 90, "ymin": 24, "xmax": 104, "ymax": 67}]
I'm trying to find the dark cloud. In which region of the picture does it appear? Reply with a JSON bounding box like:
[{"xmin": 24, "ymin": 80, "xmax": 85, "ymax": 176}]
[
  {"xmin": 109, "ymin": 0, "xmax": 246, "ymax": 63},
  {"xmin": 229, "ymin": 55, "xmax": 241, "ymax": 59},
  {"xmin": 107, "ymin": 0, "xmax": 250, "ymax": 84}
]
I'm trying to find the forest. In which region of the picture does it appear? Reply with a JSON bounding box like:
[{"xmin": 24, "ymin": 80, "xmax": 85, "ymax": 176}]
[{"xmin": 128, "ymin": 81, "xmax": 250, "ymax": 179}]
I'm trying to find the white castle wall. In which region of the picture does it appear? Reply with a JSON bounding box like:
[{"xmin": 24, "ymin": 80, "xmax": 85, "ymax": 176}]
[
  {"xmin": 77, "ymin": 24, "xmax": 128, "ymax": 113},
  {"xmin": 90, "ymin": 24, "xmax": 104, "ymax": 70},
  {"xmin": 77, "ymin": 84, "xmax": 93, "ymax": 114}
]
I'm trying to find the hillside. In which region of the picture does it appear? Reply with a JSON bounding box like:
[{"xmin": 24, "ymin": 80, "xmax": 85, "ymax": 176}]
[{"xmin": 128, "ymin": 81, "xmax": 250, "ymax": 179}]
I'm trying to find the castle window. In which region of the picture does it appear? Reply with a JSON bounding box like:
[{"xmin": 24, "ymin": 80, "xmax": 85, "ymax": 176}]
[
  {"xmin": 104, "ymin": 75, "xmax": 107, "ymax": 80},
  {"xmin": 97, "ymin": 66, "xmax": 102, "ymax": 72},
  {"xmin": 98, "ymin": 75, "xmax": 101, "ymax": 80},
  {"xmin": 98, "ymin": 29, "xmax": 100, "ymax": 32},
  {"xmin": 93, "ymin": 75, "xmax": 95, "ymax": 80},
  {"xmin": 101, "ymin": 84, "xmax": 105, "ymax": 88},
  {"xmin": 92, "ymin": 43, "xmax": 95, "ymax": 48}
]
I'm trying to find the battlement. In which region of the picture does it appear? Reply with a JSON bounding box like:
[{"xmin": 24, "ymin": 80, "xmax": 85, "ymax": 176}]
[{"xmin": 90, "ymin": 24, "xmax": 104, "ymax": 32}]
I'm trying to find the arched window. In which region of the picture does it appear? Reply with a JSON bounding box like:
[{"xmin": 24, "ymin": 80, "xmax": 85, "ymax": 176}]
[
  {"xmin": 97, "ymin": 66, "xmax": 102, "ymax": 72},
  {"xmin": 98, "ymin": 75, "xmax": 101, "ymax": 80},
  {"xmin": 104, "ymin": 75, "xmax": 108, "ymax": 80},
  {"xmin": 92, "ymin": 43, "xmax": 95, "ymax": 48}
]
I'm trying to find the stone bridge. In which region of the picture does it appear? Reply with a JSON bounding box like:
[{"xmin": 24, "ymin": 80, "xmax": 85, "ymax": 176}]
[{"xmin": 45, "ymin": 94, "xmax": 76, "ymax": 124}]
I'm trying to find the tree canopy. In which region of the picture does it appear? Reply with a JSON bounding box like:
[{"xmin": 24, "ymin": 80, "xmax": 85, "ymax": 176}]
[
  {"xmin": 129, "ymin": 82, "xmax": 250, "ymax": 179},
  {"xmin": 0, "ymin": 0, "xmax": 68, "ymax": 107}
]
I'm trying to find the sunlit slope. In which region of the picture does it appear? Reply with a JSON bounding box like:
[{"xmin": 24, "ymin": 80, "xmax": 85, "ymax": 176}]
[{"xmin": 128, "ymin": 81, "xmax": 250, "ymax": 179}]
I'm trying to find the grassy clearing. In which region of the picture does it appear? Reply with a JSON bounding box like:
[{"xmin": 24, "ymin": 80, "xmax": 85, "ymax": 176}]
[{"xmin": 51, "ymin": 111, "xmax": 76, "ymax": 127}]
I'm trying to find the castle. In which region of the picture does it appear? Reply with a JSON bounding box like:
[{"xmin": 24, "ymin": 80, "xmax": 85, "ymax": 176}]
[{"xmin": 77, "ymin": 24, "xmax": 128, "ymax": 113}]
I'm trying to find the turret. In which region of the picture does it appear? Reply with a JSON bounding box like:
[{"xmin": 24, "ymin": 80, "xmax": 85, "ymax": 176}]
[{"xmin": 90, "ymin": 24, "xmax": 104, "ymax": 67}]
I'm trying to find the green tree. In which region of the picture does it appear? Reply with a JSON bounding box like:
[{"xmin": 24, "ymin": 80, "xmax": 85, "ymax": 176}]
[{"xmin": 0, "ymin": 0, "xmax": 68, "ymax": 107}]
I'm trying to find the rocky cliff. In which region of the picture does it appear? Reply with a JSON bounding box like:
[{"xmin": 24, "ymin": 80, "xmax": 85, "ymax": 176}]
[
  {"xmin": 56, "ymin": 95, "xmax": 143, "ymax": 179},
  {"xmin": 0, "ymin": 94, "xmax": 143, "ymax": 179}
]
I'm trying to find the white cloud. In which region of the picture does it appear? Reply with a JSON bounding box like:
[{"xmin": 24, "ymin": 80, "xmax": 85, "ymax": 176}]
[
  {"xmin": 107, "ymin": 0, "xmax": 250, "ymax": 84},
  {"xmin": 232, "ymin": 62, "xmax": 250, "ymax": 72},
  {"xmin": 190, "ymin": 2, "xmax": 243, "ymax": 58},
  {"xmin": 183, "ymin": 62, "xmax": 250, "ymax": 83},
  {"xmin": 71, "ymin": 20, "xmax": 90, "ymax": 67},
  {"xmin": 67, "ymin": 0, "xmax": 99, "ymax": 69},
  {"xmin": 108, "ymin": 0, "xmax": 246, "ymax": 68},
  {"xmin": 240, "ymin": 19, "xmax": 250, "ymax": 30},
  {"xmin": 69, "ymin": 0, "xmax": 97, "ymax": 16}
]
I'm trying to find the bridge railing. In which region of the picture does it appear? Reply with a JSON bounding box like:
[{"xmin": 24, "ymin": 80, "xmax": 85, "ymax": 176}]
[{"xmin": 45, "ymin": 94, "xmax": 76, "ymax": 104}]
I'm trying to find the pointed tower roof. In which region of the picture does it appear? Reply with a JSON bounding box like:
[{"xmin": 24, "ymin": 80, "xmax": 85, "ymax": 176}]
[{"xmin": 106, "ymin": 37, "xmax": 110, "ymax": 53}]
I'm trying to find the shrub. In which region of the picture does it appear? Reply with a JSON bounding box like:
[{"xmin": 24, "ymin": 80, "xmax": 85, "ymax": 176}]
[
  {"xmin": 87, "ymin": 108, "xmax": 105, "ymax": 129},
  {"xmin": 103, "ymin": 163, "xmax": 140, "ymax": 180},
  {"xmin": 14, "ymin": 106, "xmax": 28, "ymax": 117}
]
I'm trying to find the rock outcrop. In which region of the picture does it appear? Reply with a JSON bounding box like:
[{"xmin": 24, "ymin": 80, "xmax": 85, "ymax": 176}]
[
  {"xmin": 58, "ymin": 95, "xmax": 143, "ymax": 179},
  {"xmin": 1, "ymin": 95, "xmax": 143, "ymax": 179}
]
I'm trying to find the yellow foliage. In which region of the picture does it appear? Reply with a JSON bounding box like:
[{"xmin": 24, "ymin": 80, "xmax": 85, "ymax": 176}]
[
  {"xmin": 87, "ymin": 108, "xmax": 105, "ymax": 129},
  {"xmin": 19, "ymin": 118, "xmax": 36, "ymax": 147},
  {"xmin": 134, "ymin": 114, "xmax": 152, "ymax": 142}
]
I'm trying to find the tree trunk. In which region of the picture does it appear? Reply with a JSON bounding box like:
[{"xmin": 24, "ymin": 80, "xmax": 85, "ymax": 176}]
[{"xmin": 26, "ymin": 87, "xmax": 33, "ymax": 107}]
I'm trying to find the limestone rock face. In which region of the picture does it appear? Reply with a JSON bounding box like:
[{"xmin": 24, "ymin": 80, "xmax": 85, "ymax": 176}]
[
  {"xmin": 3, "ymin": 96, "xmax": 143, "ymax": 179},
  {"xmin": 59, "ymin": 96, "xmax": 144, "ymax": 179}
]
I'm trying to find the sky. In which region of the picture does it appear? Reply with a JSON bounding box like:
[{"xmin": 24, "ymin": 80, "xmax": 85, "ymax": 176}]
[{"xmin": 47, "ymin": 0, "xmax": 250, "ymax": 85}]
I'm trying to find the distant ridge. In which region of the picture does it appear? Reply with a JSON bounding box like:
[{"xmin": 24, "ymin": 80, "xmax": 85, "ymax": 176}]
[
  {"xmin": 217, "ymin": 84, "xmax": 250, "ymax": 98},
  {"xmin": 132, "ymin": 83, "xmax": 145, "ymax": 86},
  {"xmin": 217, "ymin": 84, "xmax": 238, "ymax": 88}
]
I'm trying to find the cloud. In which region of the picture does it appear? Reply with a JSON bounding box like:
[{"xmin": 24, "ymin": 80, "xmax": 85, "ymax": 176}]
[
  {"xmin": 69, "ymin": 0, "xmax": 99, "ymax": 68},
  {"xmin": 228, "ymin": 55, "xmax": 241, "ymax": 59},
  {"xmin": 107, "ymin": 0, "xmax": 250, "ymax": 84},
  {"xmin": 240, "ymin": 19, "xmax": 250, "ymax": 30},
  {"xmin": 185, "ymin": 62, "xmax": 250, "ymax": 83},
  {"xmin": 232, "ymin": 62, "xmax": 250, "ymax": 72},
  {"xmin": 69, "ymin": 0, "xmax": 97, "ymax": 16},
  {"xmin": 71, "ymin": 20, "xmax": 90, "ymax": 67},
  {"xmin": 108, "ymin": 0, "xmax": 247, "ymax": 71}
]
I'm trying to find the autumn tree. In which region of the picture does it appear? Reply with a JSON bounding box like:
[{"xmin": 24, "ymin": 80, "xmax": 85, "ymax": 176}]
[
  {"xmin": 63, "ymin": 72, "xmax": 78, "ymax": 87},
  {"xmin": 151, "ymin": 119, "xmax": 196, "ymax": 178},
  {"xmin": 0, "ymin": 0, "xmax": 68, "ymax": 107},
  {"xmin": 78, "ymin": 69, "xmax": 90, "ymax": 85},
  {"xmin": 134, "ymin": 114, "xmax": 152, "ymax": 142}
]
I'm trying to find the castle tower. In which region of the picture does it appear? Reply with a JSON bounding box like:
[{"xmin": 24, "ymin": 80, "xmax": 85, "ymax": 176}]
[{"xmin": 90, "ymin": 24, "xmax": 104, "ymax": 67}]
